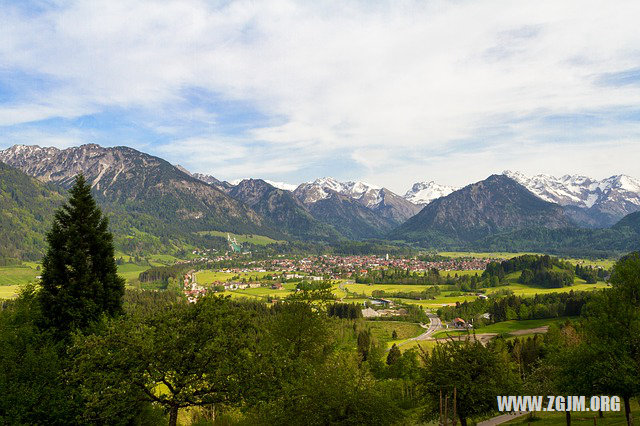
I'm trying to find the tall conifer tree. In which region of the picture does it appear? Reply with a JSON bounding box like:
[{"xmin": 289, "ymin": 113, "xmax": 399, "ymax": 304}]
[{"xmin": 39, "ymin": 174, "xmax": 124, "ymax": 335}]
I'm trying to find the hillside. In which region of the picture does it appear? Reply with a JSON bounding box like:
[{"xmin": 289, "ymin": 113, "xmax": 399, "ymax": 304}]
[
  {"xmin": 504, "ymin": 170, "xmax": 640, "ymax": 227},
  {"xmin": 0, "ymin": 145, "xmax": 282, "ymax": 247},
  {"xmin": 391, "ymin": 175, "xmax": 573, "ymax": 244},
  {"xmin": 228, "ymin": 179, "xmax": 343, "ymax": 242},
  {"xmin": 299, "ymin": 189, "xmax": 398, "ymax": 239},
  {"xmin": 0, "ymin": 162, "xmax": 65, "ymax": 261}
]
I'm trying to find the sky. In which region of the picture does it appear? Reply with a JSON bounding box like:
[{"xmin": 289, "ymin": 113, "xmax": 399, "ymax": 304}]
[{"xmin": 1, "ymin": 0, "xmax": 640, "ymax": 194}]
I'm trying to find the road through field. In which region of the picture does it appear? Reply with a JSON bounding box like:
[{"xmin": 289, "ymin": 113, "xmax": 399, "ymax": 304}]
[{"xmin": 396, "ymin": 313, "xmax": 442, "ymax": 349}]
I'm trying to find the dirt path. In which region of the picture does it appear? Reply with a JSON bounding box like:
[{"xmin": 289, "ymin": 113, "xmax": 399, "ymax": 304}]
[{"xmin": 509, "ymin": 325, "xmax": 548, "ymax": 336}]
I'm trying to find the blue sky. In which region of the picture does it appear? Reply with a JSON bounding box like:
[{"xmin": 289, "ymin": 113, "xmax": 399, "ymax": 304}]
[{"xmin": 1, "ymin": 0, "xmax": 640, "ymax": 193}]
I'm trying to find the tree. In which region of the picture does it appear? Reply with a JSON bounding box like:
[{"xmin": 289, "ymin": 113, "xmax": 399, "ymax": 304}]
[
  {"xmin": 251, "ymin": 352, "xmax": 402, "ymax": 425},
  {"xmin": 0, "ymin": 286, "xmax": 81, "ymax": 424},
  {"xmin": 39, "ymin": 174, "xmax": 124, "ymax": 336},
  {"xmin": 420, "ymin": 340, "xmax": 520, "ymax": 426},
  {"xmin": 70, "ymin": 296, "xmax": 258, "ymax": 426},
  {"xmin": 387, "ymin": 343, "xmax": 402, "ymax": 365},
  {"xmin": 575, "ymin": 252, "xmax": 640, "ymax": 426}
]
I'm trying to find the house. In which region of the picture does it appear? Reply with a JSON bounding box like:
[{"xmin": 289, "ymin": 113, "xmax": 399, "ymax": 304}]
[
  {"xmin": 453, "ymin": 317, "xmax": 468, "ymax": 329},
  {"xmin": 271, "ymin": 282, "xmax": 284, "ymax": 290}
]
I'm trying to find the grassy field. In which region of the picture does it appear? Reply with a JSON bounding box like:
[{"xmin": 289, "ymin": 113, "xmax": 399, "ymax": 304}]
[
  {"xmin": 117, "ymin": 263, "xmax": 151, "ymax": 284},
  {"xmin": 504, "ymin": 399, "xmax": 639, "ymax": 425},
  {"xmin": 0, "ymin": 265, "xmax": 40, "ymax": 286},
  {"xmin": 367, "ymin": 320, "xmax": 424, "ymax": 344},
  {"xmin": 440, "ymin": 252, "xmax": 618, "ymax": 268},
  {"xmin": 196, "ymin": 270, "xmax": 277, "ymax": 284},
  {"xmin": 398, "ymin": 338, "xmax": 437, "ymax": 353},
  {"xmin": 432, "ymin": 317, "xmax": 573, "ymax": 339},
  {"xmin": 0, "ymin": 285, "xmax": 21, "ymax": 299},
  {"xmin": 196, "ymin": 230, "xmax": 285, "ymax": 246},
  {"xmin": 487, "ymin": 282, "xmax": 609, "ymax": 297}
]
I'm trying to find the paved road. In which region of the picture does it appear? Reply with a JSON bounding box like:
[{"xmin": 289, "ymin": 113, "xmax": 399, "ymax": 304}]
[
  {"xmin": 477, "ymin": 411, "xmax": 529, "ymax": 426},
  {"xmin": 396, "ymin": 313, "xmax": 442, "ymax": 349}
]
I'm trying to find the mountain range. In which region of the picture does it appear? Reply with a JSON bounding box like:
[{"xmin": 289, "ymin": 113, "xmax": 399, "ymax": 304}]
[
  {"xmin": 503, "ymin": 170, "xmax": 640, "ymax": 227},
  {"xmin": 1, "ymin": 143, "xmax": 639, "ymax": 259}
]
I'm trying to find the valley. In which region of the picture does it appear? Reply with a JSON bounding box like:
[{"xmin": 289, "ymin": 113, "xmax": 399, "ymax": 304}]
[{"xmin": 0, "ymin": 143, "xmax": 638, "ymax": 425}]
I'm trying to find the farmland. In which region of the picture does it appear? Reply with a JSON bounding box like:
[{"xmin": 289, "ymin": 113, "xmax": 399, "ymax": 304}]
[
  {"xmin": 0, "ymin": 264, "xmax": 40, "ymax": 286},
  {"xmin": 367, "ymin": 320, "xmax": 425, "ymax": 346},
  {"xmin": 0, "ymin": 285, "xmax": 21, "ymax": 299},
  {"xmin": 432, "ymin": 317, "xmax": 572, "ymax": 338}
]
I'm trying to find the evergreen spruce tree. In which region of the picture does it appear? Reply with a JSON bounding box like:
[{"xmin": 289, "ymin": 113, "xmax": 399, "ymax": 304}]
[{"xmin": 39, "ymin": 174, "xmax": 124, "ymax": 335}]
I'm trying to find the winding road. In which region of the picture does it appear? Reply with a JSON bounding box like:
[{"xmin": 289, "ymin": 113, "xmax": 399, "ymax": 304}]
[{"xmin": 396, "ymin": 313, "xmax": 442, "ymax": 348}]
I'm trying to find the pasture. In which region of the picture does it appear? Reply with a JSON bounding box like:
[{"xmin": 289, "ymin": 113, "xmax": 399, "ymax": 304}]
[
  {"xmin": 367, "ymin": 320, "xmax": 424, "ymax": 347},
  {"xmin": 432, "ymin": 317, "xmax": 572, "ymax": 338},
  {"xmin": 195, "ymin": 270, "xmax": 277, "ymax": 284},
  {"xmin": 0, "ymin": 265, "xmax": 40, "ymax": 286},
  {"xmin": 117, "ymin": 263, "xmax": 151, "ymax": 284},
  {"xmin": 0, "ymin": 285, "xmax": 21, "ymax": 299},
  {"xmin": 487, "ymin": 281, "xmax": 609, "ymax": 297}
]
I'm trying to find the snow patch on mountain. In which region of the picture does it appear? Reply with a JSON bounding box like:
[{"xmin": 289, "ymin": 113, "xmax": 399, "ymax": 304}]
[
  {"xmin": 403, "ymin": 181, "xmax": 458, "ymax": 205},
  {"xmin": 264, "ymin": 180, "xmax": 298, "ymax": 191},
  {"xmin": 503, "ymin": 170, "xmax": 640, "ymax": 210},
  {"xmin": 294, "ymin": 177, "xmax": 382, "ymax": 205}
]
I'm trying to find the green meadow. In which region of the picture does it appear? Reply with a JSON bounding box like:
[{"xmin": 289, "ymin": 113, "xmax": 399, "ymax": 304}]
[
  {"xmin": 195, "ymin": 269, "xmax": 278, "ymax": 284},
  {"xmin": 0, "ymin": 265, "xmax": 40, "ymax": 286},
  {"xmin": 117, "ymin": 263, "xmax": 152, "ymax": 284},
  {"xmin": 0, "ymin": 285, "xmax": 21, "ymax": 299},
  {"xmin": 367, "ymin": 320, "xmax": 425, "ymax": 347},
  {"xmin": 432, "ymin": 317, "xmax": 572, "ymax": 338}
]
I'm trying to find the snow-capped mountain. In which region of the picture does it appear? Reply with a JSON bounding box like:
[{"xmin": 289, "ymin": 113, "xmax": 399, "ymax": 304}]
[
  {"xmin": 294, "ymin": 177, "xmax": 382, "ymax": 205},
  {"xmin": 263, "ymin": 180, "xmax": 298, "ymax": 192},
  {"xmin": 504, "ymin": 170, "xmax": 640, "ymax": 226},
  {"xmin": 403, "ymin": 181, "xmax": 458, "ymax": 205},
  {"xmin": 293, "ymin": 177, "xmax": 420, "ymax": 223}
]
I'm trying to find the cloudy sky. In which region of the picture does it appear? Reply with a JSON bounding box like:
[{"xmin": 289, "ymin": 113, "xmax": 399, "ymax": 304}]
[{"xmin": 1, "ymin": 0, "xmax": 640, "ymax": 193}]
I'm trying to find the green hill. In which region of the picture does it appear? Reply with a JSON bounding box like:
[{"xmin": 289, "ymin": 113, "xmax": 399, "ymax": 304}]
[{"xmin": 0, "ymin": 162, "xmax": 64, "ymax": 262}]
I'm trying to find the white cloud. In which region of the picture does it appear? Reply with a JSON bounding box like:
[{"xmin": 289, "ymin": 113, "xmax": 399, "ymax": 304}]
[{"xmin": 1, "ymin": 0, "xmax": 640, "ymax": 189}]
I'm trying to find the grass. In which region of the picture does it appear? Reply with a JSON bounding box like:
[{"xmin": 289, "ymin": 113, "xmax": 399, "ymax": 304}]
[
  {"xmin": 367, "ymin": 320, "xmax": 424, "ymax": 344},
  {"xmin": 196, "ymin": 230, "xmax": 285, "ymax": 246},
  {"xmin": 344, "ymin": 283, "xmax": 440, "ymax": 296},
  {"xmin": 399, "ymin": 339, "xmax": 437, "ymax": 353},
  {"xmin": 195, "ymin": 270, "xmax": 277, "ymax": 284},
  {"xmin": 0, "ymin": 285, "xmax": 21, "ymax": 299},
  {"xmin": 0, "ymin": 265, "xmax": 40, "ymax": 286},
  {"xmin": 504, "ymin": 398, "xmax": 639, "ymax": 425},
  {"xmin": 432, "ymin": 317, "xmax": 573, "ymax": 338},
  {"xmin": 487, "ymin": 282, "xmax": 609, "ymax": 297},
  {"xmin": 117, "ymin": 263, "xmax": 151, "ymax": 284}
]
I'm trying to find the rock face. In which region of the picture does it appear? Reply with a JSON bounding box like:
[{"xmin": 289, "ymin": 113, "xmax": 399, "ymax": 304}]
[
  {"xmin": 291, "ymin": 177, "xmax": 421, "ymax": 239},
  {"xmin": 392, "ymin": 174, "xmax": 574, "ymax": 242},
  {"xmin": 504, "ymin": 170, "xmax": 640, "ymax": 227},
  {"xmin": 0, "ymin": 144, "xmax": 273, "ymax": 236},
  {"xmin": 403, "ymin": 181, "xmax": 458, "ymax": 205},
  {"xmin": 228, "ymin": 179, "xmax": 342, "ymax": 242}
]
